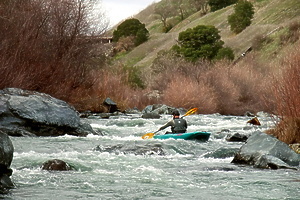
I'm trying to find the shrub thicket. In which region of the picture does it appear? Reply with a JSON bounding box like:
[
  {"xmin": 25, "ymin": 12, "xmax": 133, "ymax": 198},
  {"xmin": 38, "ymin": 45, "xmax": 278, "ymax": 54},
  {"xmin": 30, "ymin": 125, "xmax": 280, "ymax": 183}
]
[
  {"xmin": 266, "ymin": 45, "xmax": 300, "ymax": 144},
  {"xmin": 0, "ymin": 0, "xmax": 108, "ymax": 104},
  {"xmin": 148, "ymin": 52, "xmax": 269, "ymax": 115}
]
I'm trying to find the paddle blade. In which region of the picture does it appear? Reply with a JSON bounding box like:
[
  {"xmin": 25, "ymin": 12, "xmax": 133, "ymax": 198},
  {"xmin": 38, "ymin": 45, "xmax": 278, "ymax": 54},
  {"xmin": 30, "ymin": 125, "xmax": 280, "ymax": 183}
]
[
  {"xmin": 142, "ymin": 132, "xmax": 155, "ymax": 139},
  {"xmin": 182, "ymin": 108, "xmax": 198, "ymax": 117}
]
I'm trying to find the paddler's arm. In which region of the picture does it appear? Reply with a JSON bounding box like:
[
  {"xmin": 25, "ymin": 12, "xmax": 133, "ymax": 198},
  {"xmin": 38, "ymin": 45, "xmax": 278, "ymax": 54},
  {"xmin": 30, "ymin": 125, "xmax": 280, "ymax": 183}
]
[{"xmin": 158, "ymin": 120, "xmax": 173, "ymax": 132}]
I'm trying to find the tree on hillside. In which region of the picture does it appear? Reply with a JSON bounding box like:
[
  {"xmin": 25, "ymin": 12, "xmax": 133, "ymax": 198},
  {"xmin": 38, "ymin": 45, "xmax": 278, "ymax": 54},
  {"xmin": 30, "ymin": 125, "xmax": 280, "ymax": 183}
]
[
  {"xmin": 189, "ymin": 0, "xmax": 209, "ymax": 14},
  {"xmin": 172, "ymin": 25, "xmax": 234, "ymax": 61},
  {"xmin": 171, "ymin": 0, "xmax": 190, "ymax": 20},
  {"xmin": 228, "ymin": 0, "xmax": 254, "ymax": 34},
  {"xmin": 208, "ymin": 0, "xmax": 238, "ymax": 12},
  {"xmin": 113, "ymin": 18, "xmax": 149, "ymax": 46},
  {"xmin": 154, "ymin": 0, "xmax": 176, "ymax": 32}
]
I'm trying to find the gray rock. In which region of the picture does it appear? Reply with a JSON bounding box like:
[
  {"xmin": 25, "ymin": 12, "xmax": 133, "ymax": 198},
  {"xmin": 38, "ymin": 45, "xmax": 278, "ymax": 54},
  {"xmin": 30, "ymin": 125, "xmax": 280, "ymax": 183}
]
[
  {"xmin": 94, "ymin": 143, "xmax": 165, "ymax": 156},
  {"xmin": 141, "ymin": 113, "xmax": 161, "ymax": 119},
  {"xmin": 0, "ymin": 131, "xmax": 13, "ymax": 170},
  {"xmin": 0, "ymin": 88, "xmax": 97, "ymax": 137},
  {"xmin": 142, "ymin": 104, "xmax": 184, "ymax": 115},
  {"xmin": 226, "ymin": 132, "xmax": 249, "ymax": 142},
  {"xmin": 124, "ymin": 107, "xmax": 141, "ymax": 114},
  {"xmin": 103, "ymin": 97, "xmax": 118, "ymax": 113},
  {"xmin": 255, "ymin": 155, "xmax": 296, "ymax": 170},
  {"xmin": 0, "ymin": 131, "xmax": 15, "ymax": 193},
  {"xmin": 232, "ymin": 131, "xmax": 300, "ymax": 169}
]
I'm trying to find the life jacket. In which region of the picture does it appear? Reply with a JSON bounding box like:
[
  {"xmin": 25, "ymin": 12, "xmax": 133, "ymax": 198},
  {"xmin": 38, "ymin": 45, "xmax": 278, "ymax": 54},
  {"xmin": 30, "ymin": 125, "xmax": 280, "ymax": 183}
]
[{"xmin": 171, "ymin": 118, "xmax": 187, "ymax": 133}]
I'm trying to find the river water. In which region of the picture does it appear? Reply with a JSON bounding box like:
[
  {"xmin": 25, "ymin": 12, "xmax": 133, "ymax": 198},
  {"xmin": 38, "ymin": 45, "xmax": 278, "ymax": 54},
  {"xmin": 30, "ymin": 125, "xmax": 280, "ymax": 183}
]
[{"xmin": 4, "ymin": 114, "xmax": 300, "ymax": 200}]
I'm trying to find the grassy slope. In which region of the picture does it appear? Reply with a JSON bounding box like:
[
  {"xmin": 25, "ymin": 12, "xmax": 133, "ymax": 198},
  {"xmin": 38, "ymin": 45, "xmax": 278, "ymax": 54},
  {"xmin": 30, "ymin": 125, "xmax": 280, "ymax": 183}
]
[{"xmin": 115, "ymin": 0, "xmax": 300, "ymax": 69}]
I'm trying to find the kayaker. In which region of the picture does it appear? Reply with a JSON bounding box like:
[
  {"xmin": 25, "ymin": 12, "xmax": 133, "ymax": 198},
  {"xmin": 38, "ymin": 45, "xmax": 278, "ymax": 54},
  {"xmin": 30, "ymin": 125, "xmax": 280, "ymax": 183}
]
[{"xmin": 158, "ymin": 110, "xmax": 187, "ymax": 134}]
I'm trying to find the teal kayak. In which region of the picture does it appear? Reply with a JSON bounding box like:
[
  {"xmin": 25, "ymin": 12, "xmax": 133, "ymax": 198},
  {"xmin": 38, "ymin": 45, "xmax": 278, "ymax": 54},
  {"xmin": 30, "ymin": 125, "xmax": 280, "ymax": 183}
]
[{"xmin": 153, "ymin": 131, "xmax": 211, "ymax": 141}]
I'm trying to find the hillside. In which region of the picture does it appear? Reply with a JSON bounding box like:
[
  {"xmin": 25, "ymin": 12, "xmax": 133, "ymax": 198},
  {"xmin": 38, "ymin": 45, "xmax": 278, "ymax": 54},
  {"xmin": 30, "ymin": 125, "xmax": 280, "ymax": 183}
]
[{"xmin": 112, "ymin": 0, "xmax": 300, "ymax": 69}]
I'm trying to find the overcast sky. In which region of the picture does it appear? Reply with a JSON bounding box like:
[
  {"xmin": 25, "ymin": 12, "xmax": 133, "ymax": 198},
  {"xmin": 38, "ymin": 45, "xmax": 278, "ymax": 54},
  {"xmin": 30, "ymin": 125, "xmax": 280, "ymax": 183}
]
[{"xmin": 100, "ymin": 0, "xmax": 160, "ymax": 27}]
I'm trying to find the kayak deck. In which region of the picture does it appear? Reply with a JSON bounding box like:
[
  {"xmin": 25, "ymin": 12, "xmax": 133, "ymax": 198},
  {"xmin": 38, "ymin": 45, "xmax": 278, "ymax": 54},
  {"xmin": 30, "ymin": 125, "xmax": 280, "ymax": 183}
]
[{"xmin": 153, "ymin": 131, "xmax": 210, "ymax": 141}]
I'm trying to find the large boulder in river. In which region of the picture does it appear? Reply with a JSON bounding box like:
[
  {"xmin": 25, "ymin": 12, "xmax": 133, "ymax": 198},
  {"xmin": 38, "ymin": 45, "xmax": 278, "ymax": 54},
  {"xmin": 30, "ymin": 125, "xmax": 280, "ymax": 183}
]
[
  {"xmin": 0, "ymin": 88, "xmax": 97, "ymax": 137},
  {"xmin": 232, "ymin": 131, "xmax": 300, "ymax": 169},
  {"xmin": 0, "ymin": 131, "xmax": 14, "ymax": 193}
]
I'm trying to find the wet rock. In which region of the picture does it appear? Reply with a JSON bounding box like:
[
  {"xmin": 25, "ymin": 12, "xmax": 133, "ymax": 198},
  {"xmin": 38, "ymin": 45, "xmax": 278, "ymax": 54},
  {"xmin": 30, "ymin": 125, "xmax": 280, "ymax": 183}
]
[
  {"xmin": 247, "ymin": 117, "xmax": 261, "ymax": 126},
  {"xmin": 0, "ymin": 131, "xmax": 15, "ymax": 193},
  {"xmin": 204, "ymin": 147, "xmax": 239, "ymax": 159},
  {"xmin": 142, "ymin": 104, "xmax": 181, "ymax": 115},
  {"xmin": 232, "ymin": 131, "xmax": 300, "ymax": 169},
  {"xmin": 41, "ymin": 159, "xmax": 71, "ymax": 171},
  {"xmin": 255, "ymin": 155, "xmax": 296, "ymax": 170},
  {"xmin": 0, "ymin": 88, "xmax": 98, "ymax": 137},
  {"xmin": 79, "ymin": 111, "xmax": 92, "ymax": 118},
  {"xmin": 94, "ymin": 143, "xmax": 165, "ymax": 156},
  {"xmin": 124, "ymin": 107, "xmax": 141, "ymax": 114},
  {"xmin": 98, "ymin": 113, "xmax": 112, "ymax": 119},
  {"xmin": 142, "ymin": 113, "xmax": 161, "ymax": 119},
  {"xmin": 226, "ymin": 132, "xmax": 249, "ymax": 142},
  {"xmin": 214, "ymin": 129, "xmax": 230, "ymax": 139},
  {"xmin": 103, "ymin": 97, "xmax": 118, "ymax": 113},
  {"xmin": 244, "ymin": 111, "xmax": 255, "ymax": 117}
]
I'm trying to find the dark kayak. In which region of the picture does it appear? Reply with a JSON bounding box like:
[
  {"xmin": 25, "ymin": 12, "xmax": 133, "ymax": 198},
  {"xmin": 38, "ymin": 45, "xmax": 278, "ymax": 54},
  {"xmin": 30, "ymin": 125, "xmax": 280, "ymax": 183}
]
[{"xmin": 153, "ymin": 131, "xmax": 211, "ymax": 141}]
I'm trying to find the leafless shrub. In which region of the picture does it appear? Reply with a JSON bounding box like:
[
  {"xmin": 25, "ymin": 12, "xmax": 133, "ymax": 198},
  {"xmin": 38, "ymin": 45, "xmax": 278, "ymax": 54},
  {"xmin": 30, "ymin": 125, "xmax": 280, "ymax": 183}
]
[
  {"xmin": 266, "ymin": 118, "xmax": 300, "ymax": 144},
  {"xmin": 265, "ymin": 45, "xmax": 300, "ymax": 144},
  {"xmin": 272, "ymin": 47, "xmax": 300, "ymax": 118},
  {"xmin": 0, "ymin": 0, "xmax": 108, "ymax": 106},
  {"xmin": 148, "ymin": 52, "xmax": 271, "ymax": 115},
  {"xmin": 114, "ymin": 36, "xmax": 136, "ymax": 53},
  {"xmin": 204, "ymin": 63, "xmax": 241, "ymax": 114},
  {"xmin": 162, "ymin": 73, "xmax": 217, "ymax": 113}
]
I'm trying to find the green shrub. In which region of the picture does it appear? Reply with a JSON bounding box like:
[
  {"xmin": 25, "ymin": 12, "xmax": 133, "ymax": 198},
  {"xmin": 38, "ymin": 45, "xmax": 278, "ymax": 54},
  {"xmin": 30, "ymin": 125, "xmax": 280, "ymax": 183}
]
[
  {"xmin": 173, "ymin": 25, "xmax": 233, "ymax": 61},
  {"xmin": 215, "ymin": 47, "xmax": 235, "ymax": 60},
  {"xmin": 228, "ymin": 0, "xmax": 254, "ymax": 34}
]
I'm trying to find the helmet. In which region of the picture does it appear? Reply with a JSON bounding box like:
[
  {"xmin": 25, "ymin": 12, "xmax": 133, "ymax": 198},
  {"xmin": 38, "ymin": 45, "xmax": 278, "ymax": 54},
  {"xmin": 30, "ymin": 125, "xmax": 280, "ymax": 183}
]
[{"xmin": 172, "ymin": 110, "xmax": 180, "ymax": 116}]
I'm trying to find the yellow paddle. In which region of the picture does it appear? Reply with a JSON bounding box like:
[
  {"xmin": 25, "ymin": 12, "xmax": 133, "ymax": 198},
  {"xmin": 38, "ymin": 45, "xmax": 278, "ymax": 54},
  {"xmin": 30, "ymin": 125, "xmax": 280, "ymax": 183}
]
[
  {"xmin": 141, "ymin": 131, "xmax": 158, "ymax": 139},
  {"xmin": 141, "ymin": 108, "xmax": 198, "ymax": 139},
  {"xmin": 181, "ymin": 107, "xmax": 198, "ymax": 118}
]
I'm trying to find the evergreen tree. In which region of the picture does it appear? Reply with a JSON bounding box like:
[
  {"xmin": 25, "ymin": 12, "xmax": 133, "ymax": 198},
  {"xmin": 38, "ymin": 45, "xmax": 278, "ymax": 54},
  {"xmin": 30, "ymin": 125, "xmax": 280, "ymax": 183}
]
[{"xmin": 113, "ymin": 18, "xmax": 149, "ymax": 46}]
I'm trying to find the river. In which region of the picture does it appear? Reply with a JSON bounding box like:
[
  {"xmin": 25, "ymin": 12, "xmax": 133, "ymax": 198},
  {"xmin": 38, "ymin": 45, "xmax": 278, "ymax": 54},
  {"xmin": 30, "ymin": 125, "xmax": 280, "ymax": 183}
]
[{"xmin": 4, "ymin": 113, "xmax": 300, "ymax": 199}]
